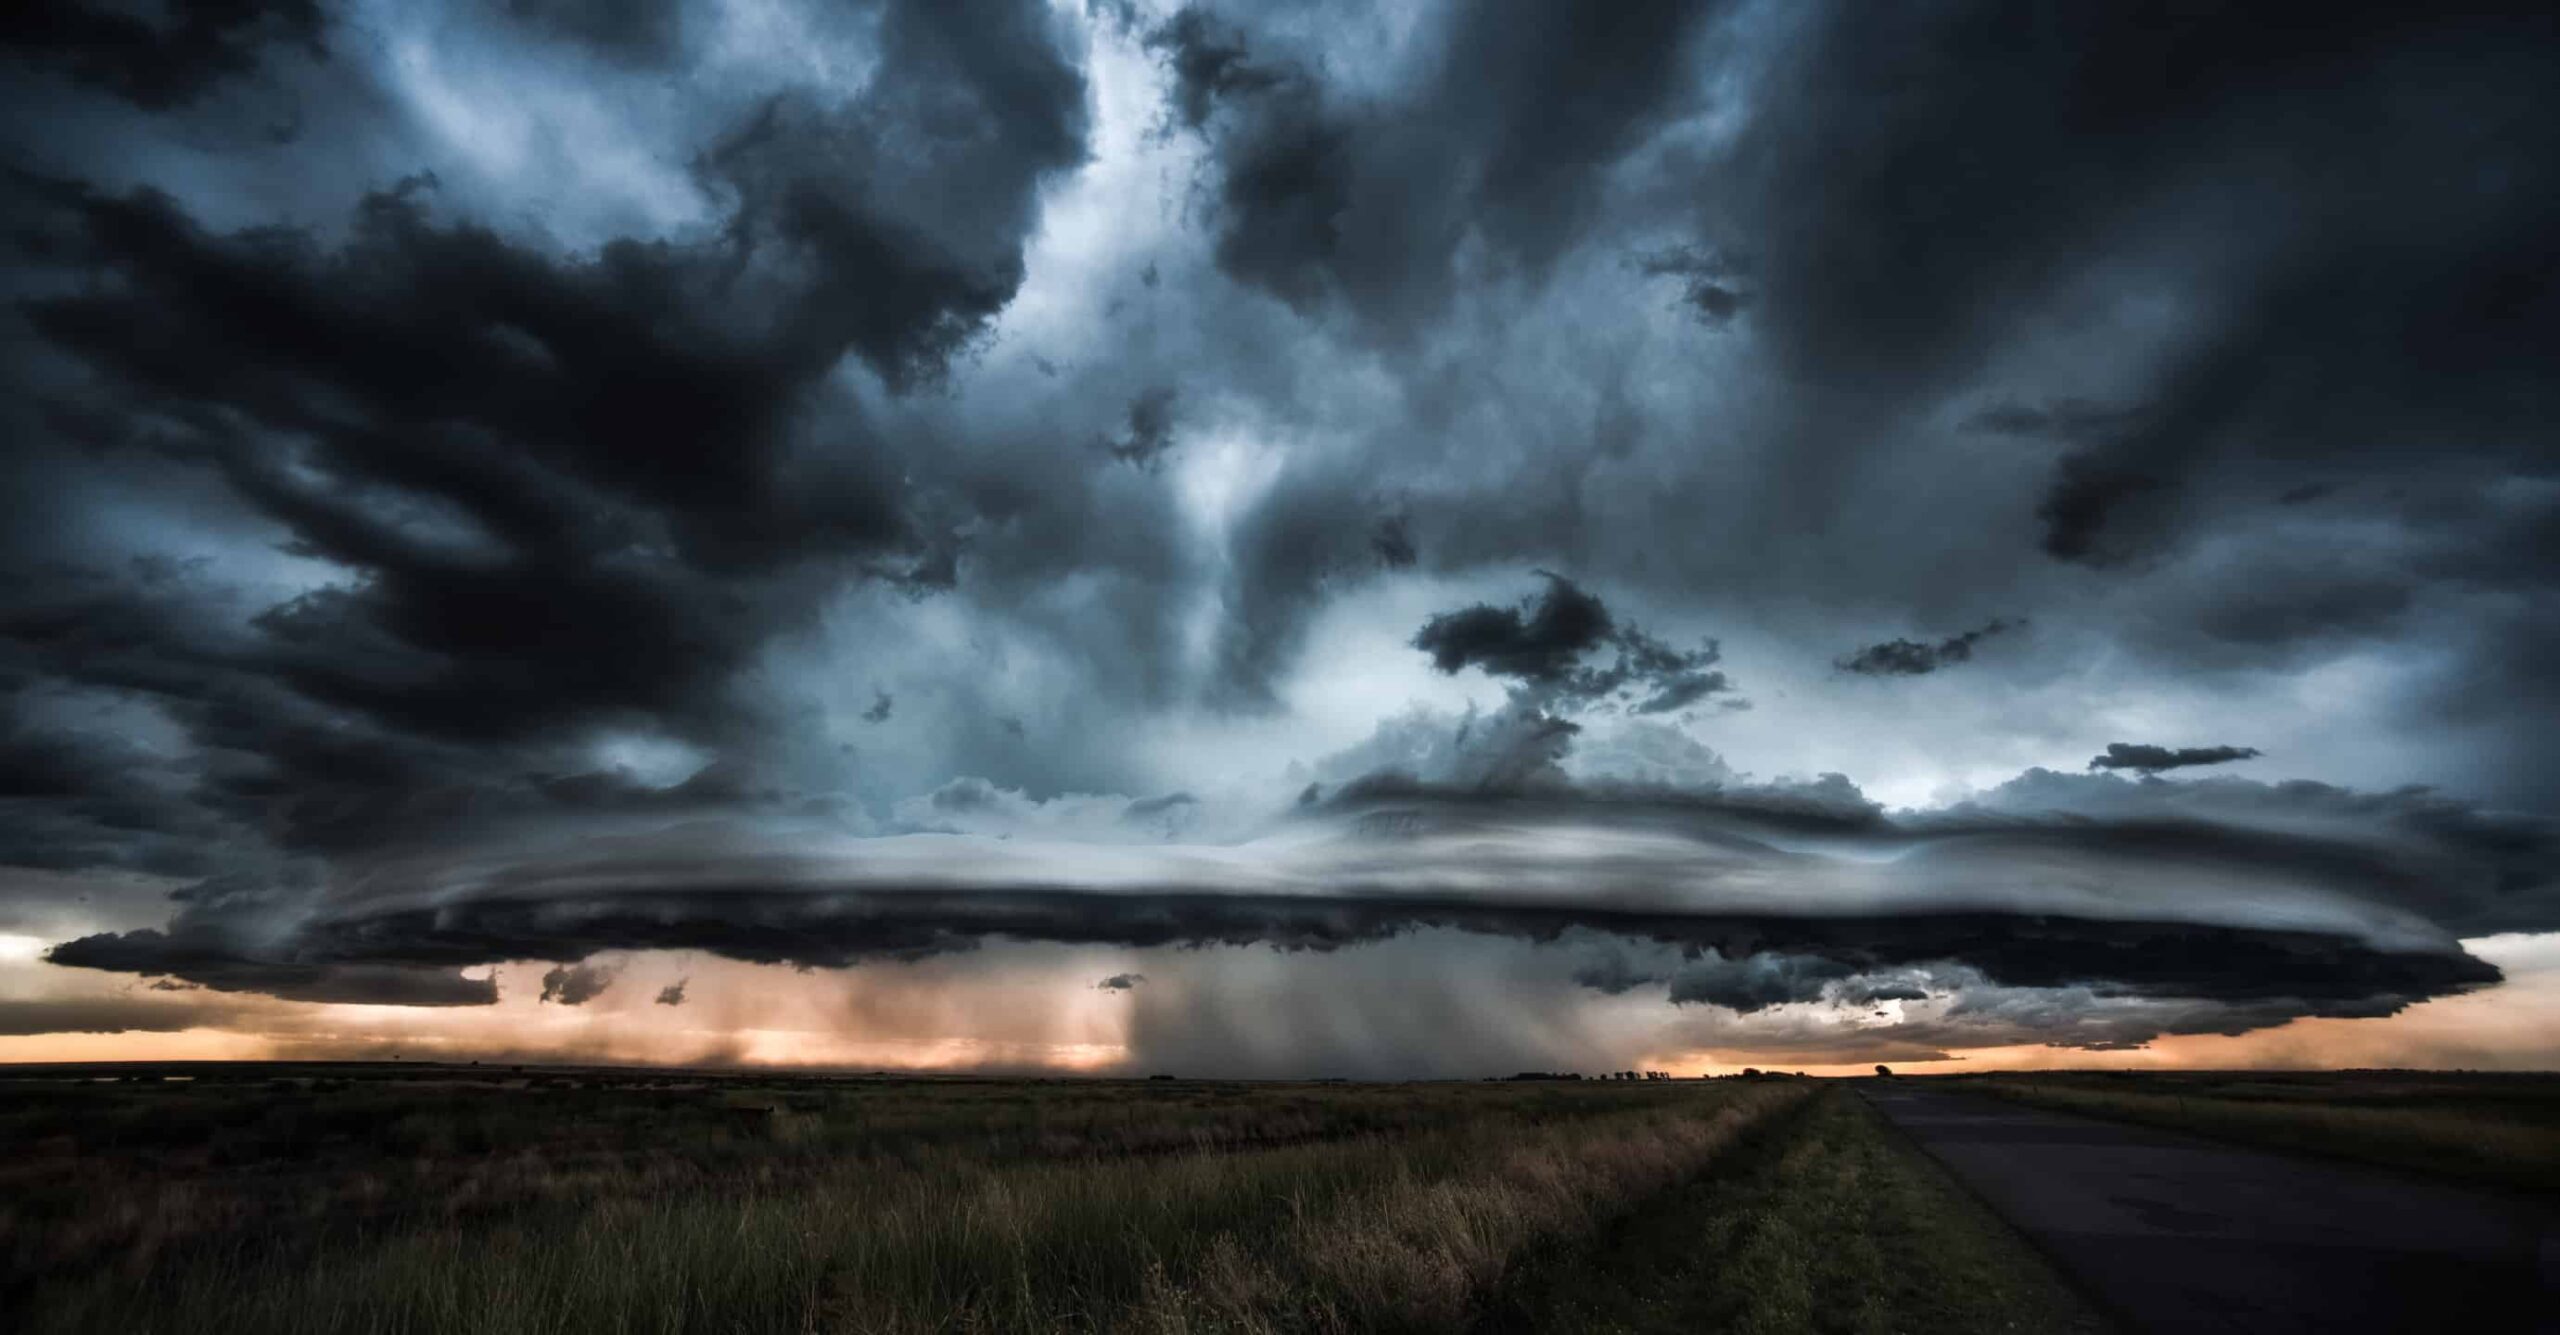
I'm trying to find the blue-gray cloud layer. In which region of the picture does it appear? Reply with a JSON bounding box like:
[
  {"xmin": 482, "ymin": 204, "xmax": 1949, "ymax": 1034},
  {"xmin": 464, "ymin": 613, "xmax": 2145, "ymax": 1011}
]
[{"xmin": 4, "ymin": 0, "xmax": 2556, "ymax": 1063}]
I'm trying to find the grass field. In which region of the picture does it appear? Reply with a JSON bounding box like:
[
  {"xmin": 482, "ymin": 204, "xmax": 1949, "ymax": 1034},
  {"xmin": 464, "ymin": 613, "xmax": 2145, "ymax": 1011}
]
[
  {"xmin": 0, "ymin": 1063, "xmax": 2090, "ymax": 1334},
  {"xmin": 1954, "ymin": 1070, "xmax": 2560, "ymax": 1195},
  {"xmin": 1486, "ymin": 1088, "xmax": 2104, "ymax": 1334}
]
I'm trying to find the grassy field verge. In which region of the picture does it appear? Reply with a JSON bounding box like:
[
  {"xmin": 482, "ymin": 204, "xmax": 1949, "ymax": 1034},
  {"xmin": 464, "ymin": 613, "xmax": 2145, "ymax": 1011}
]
[
  {"xmin": 4, "ymin": 1069, "xmax": 1811, "ymax": 1334},
  {"xmin": 1955, "ymin": 1071, "xmax": 2560, "ymax": 1195},
  {"xmin": 1480, "ymin": 1087, "xmax": 2106, "ymax": 1335}
]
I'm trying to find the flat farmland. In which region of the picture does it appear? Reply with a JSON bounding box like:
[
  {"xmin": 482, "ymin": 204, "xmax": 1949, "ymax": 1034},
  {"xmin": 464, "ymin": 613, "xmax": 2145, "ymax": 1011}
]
[{"xmin": 1, "ymin": 1064, "xmax": 2085, "ymax": 1334}]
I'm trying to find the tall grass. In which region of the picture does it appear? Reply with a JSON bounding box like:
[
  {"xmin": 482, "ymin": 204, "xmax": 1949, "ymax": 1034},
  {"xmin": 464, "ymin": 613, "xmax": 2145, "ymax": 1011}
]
[
  {"xmin": 1487, "ymin": 1089, "xmax": 2104, "ymax": 1335},
  {"xmin": 7, "ymin": 1074, "xmax": 1807, "ymax": 1334}
]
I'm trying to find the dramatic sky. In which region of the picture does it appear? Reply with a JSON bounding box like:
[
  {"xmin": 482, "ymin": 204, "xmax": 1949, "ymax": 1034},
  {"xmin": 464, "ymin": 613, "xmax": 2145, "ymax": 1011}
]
[{"xmin": 3, "ymin": 0, "xmax": 2556, "ymax": 1076}]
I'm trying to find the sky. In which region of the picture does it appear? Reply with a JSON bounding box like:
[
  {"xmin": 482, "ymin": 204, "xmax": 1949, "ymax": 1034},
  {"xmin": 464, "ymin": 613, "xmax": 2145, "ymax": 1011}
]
[{"xmin": 1, "ymin": 0, "xmax": 2555, "ymax": 1078}]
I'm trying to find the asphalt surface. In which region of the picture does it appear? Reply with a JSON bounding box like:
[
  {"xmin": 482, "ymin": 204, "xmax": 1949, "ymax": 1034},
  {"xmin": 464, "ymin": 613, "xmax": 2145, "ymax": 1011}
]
[{"xmin": 1864, "ymin": 1085, "xmax": 2560, "ymax": 1334}]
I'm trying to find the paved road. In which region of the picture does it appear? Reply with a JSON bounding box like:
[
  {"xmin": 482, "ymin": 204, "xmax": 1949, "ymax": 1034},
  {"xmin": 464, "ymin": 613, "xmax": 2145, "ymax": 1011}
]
[{"xmin": 1864, "ymin": 1085, "xmax": 2559, "ymax": 1334}]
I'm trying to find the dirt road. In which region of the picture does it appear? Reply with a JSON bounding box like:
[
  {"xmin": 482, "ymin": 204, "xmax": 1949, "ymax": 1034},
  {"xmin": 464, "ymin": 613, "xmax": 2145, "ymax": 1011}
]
[{"xmin": 1864, "ymin": 1085, "xmax": 2558, "ymax": 1333}]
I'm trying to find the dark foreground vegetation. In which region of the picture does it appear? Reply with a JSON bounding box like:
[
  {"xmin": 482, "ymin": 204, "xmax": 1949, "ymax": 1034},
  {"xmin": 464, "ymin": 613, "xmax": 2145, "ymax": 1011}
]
[
  {"xmin": 1954, "ymin": 1070, "xmax": 2560, "ymax": 1195},
  {"xmin": 1487, "ymin": 1089, "xmax": 2104, "ymax": 1334},
  {"xmin": 0, "ymin": 1063, "xmax": 2084, "ymax": 1334}
]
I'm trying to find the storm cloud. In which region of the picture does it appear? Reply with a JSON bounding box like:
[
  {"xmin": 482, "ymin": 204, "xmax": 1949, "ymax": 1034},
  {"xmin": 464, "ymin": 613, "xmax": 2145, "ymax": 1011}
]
[
  {"xmin": 1, "ymin": 0, "xmax": 327, "ymax": 109},
  {"xmin": 539, "ymin": 958, "xmax": 619, "ymax": 1005},
  {"xmin": 1412, "ymin": 574, "xmax": 1732, "ymax": 715},
  {"xmin": 1835, "ymin": 621, "xmax": 2021, "ymax": 678},
  {"xmin": 2089, "ymin": 743, "xmax": 2264, "ymax": 774},
  {"xmin": 43, "ymin": 767, "xmax": 2544, "ymax": 1053},
  {"xmin": 2, "ymin": 0, "xmax": 2555, "ymax": 1071}
]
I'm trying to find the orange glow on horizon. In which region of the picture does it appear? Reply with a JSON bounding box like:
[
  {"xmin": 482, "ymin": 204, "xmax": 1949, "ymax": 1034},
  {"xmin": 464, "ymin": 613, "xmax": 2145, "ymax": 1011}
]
[{"xmin": 5, "ymin": 934, "xmax": 2555, "ymax": 1077}]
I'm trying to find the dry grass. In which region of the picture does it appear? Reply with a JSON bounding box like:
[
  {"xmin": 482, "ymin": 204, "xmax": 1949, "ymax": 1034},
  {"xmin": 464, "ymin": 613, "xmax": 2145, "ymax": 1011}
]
[
  {"xmin": 1, "ymin": 1066, "xmax": 1810, "ymax": 1333},
  {"xmin": 1957, "ymin": 1071, "xmax": 2560, "ymax": 1194},
  {"xmin": 1485, "ymin": 1088, "xmax": 2106, "ymax": 1335}
]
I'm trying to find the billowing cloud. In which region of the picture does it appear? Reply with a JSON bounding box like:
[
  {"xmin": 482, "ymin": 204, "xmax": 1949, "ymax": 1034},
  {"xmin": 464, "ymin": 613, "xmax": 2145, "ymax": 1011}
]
[
  {"xmin": 1146, "ymin": 0, "xmax": 1717, "ymax": 327},
  {"xmin": 1, "ymin": 0, "xmax": 2554, "ymax": 1072}
]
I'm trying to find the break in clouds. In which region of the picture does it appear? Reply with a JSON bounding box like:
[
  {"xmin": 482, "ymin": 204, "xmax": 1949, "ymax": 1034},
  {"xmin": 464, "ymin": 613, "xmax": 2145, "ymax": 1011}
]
[{"xmin": 2, "ymin": 0, "xmax": 2556, "ymax": 1073}]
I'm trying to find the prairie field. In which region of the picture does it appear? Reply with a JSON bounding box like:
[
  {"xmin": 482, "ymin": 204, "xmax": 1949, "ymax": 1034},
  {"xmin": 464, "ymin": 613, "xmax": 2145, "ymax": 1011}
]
[{"xmin": 0, "ymin": 1063, "xmax": 2092, "ymax": 1335}]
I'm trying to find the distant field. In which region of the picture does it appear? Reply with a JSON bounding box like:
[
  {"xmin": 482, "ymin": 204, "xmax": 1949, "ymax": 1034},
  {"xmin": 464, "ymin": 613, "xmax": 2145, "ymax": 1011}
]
[
  {"xmin": 0, "ymin": 1064, "xmax": 2077, "ymax": 1334},
  {"xmin": 1953, "ymin": 1070, "xmax": 2560, "ymax": 1194}
]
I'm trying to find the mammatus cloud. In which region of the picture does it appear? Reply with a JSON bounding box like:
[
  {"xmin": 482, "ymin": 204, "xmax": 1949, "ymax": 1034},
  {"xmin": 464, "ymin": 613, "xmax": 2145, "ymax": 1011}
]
[
  {"xmin": 1835, "ymin": 621, "xmax": 2020, "ymax": 677},
  {"xmin": 2089, "ymin": 743, "xmax": 2264, "ymax": 774}
]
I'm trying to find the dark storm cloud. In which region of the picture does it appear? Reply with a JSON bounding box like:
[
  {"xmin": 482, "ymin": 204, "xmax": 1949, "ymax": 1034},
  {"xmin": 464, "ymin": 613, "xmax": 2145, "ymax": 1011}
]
[
  {"xmin": 1920, "ymin": 767, "xmax": 2560, "ymax": 937},
  {"xmin": 2035, "ymin": 456, "xmax": 2167, "ymax": 566},
  {"xmin": 1411, "ymin": 574, "xmax": 1731, "ymax": 714},
  {"xmin": 1412, "ymin": 573, "xmax": 1613, "ymax": 684},
  {"xmin": 1717, "ymin": 0, "xmax": 2560, "ymax": 568},
  {"xmin": 41, "ymin": 923, "xmax": 497, "ymax": 1005},
  {"xmin": 1632, "ymin": 245, "xmax": 1750, "ymax": 325},
  {"xmin": 44, "ymin": 769, "xmax": 2545, "ymax": 1054},
  {"xmin": 1095, "ymin": 971, "xmax": 1144, "ymax": 991},
  {"xmin": 1143, "ymin": 8, "xmax": 1275, "ymax": 135},
  {"xmin": 1957, "ymin": 398, "xmax": 2133, "ymax": 444},
  {"xmin": 1369, "ymin": 513, "xmax": 1417, "ymax": 569},
  {"xmin": 42, "ymin": 871, "xmax": 2497, "ymax": 1022},
  {"xmin": 539, "ymin": 958, "xmax": 619, "ymax": 1005},
  {"xmin": 497, "ymin": 0, "xmax": 687, "ymax": 65},
  {"xmin": 1834, "ymin": 619, "xmax": 2019, "ymax": 678},
  {"xmin": 1148, "ymin": 1, "xmax": 1719, "ymax": 326},
  {"xmin": 1665, "ymin": 953, "xmax": 1855, "ymax": 1013},
  {"xmin": 1105, "ymin": 386, "xmax": 1181, "ymax": 470},
  {"xmin": 3, "ymin": 0, "xmax": 2557, "ymax": 1068},
  {"xmin": 0, "ymin": 702, "xmax": 227, "ymax": 876},
  {"xmin": 654, "ymin": 978, "xmax": 687, "ymax": 1005},
  {"xmin": 1577, "ymin": 945, "xmax": 1851, "ymax": 1013},
  {"xmin": 1, "ymin": 0, "xmax": 1088, "ymax": 885},
  {"xmin": 2088, "ymin": 742, "xmax": 2263, "ymax": 774},
  {"xmin": 1, "ymin": 0, "xmax": 325, "ymax": 110},
  {"xmin": 0, "ymin": 994, "xmax": 252, "ymax": 1036}
]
